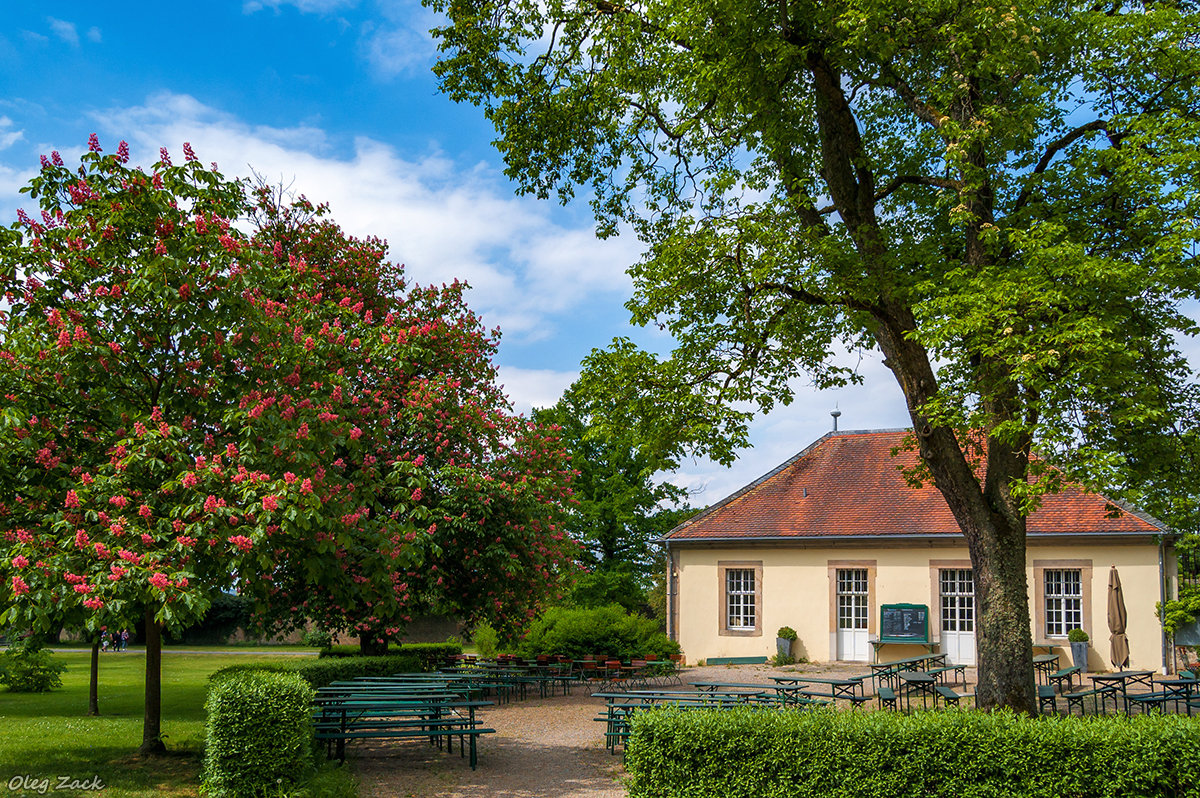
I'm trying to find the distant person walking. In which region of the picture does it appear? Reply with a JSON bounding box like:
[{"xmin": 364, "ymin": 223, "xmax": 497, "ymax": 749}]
[{"xmin": 119, "ymin": 629, "xmax": 129, "ymax": 651}]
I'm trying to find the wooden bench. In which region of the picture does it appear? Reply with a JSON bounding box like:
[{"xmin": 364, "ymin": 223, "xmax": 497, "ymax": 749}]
[
  {"xmin": 1064, "ymin": 686, "xmax": 1117, "ymax": 715},
  {"xmin": 1047, "ymin": 666, "xmax": 1081, "ymax": 693},
  {"xmin": 314, "ymin": 695, "xmax": 495, "ymax": 768},
  {"xmin": 1037, "ymin": 685, "xmax": 1058, "ymax": 714},
  {"xmin": 926, "ymin": 664, "xmax": 967, "ymax": 686},
  {"xmin": 934, "ymin": 685, "xmax": 972, "ymax": 707}
]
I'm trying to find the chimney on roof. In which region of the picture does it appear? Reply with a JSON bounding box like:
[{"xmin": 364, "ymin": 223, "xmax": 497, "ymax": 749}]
[{"xmin": 831, "ymin": 408, "xmax": 841, "ymax": 431}]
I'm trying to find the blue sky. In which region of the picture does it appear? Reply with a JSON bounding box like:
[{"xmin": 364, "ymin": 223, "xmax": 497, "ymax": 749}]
[{"xmin": 0, "ymin": 2, "xmax": 911, "ymax": 506}]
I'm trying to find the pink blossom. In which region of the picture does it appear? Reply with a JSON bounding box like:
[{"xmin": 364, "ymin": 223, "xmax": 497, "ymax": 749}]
[
  {"xmin": 64, "ymin": 490, "xmax": 80, "ymax": 508},
  {"xmin": 350, "ymin": 426, "xmax": 363, "ymax": 440},
  {"xmin": 203, "ymin": 494, "xmax": 219, "ymax": 513},
  {"xmin": 178, "ymin": 535, "xmax": 196, "ymax": 547},
  {"xmin": 262, "ymin": 495, "xmax": 279, "ymax": 512},
  {"xmin": 229, "ymin": 535, "xmax": 253, "ymax": 552},
  {"xmin": 300, "ymin": 478, "xmax": 313, "ymax": 495},
  {"xmin": 73, "ymin": 582, "xmax": 94, "ymax": 594},
  {"xmin": 182, "ymin": 472, "xmax": 199, "ymax": 488},
  {"xmin": 296, "ymin": 423, "xmax": 309, "ymax": 440},
  {"xmin": 116, "ymin": 140, "xmax": 129, "ymax": 162},
  {"xmin": 11, "ymin": 555, "xmax": 28, "ymax": 569},
  {"xmin": 83, "ymin": 597, "xmax": 104, "ymax": 610},
  {"xmin": 81, "ymin": 472, "xmax": 94, "ymax": 485},
  {"xmin": 183, "ymin": 142, "xmax": 197, "ymax": 161},
  {"xmin": 109, "ymin": 495, "xmax": 128, "ymax": 509},
  {"xmin": 11, "ymin": 576, "xmax": 29, "ymax": 595},
  {"xmin": 148, "ymin": 572, "xmax": 170, "ymax": 590},
  {"xmin": 138, "ymin": 504, "xmax": 152, "ymax": 520},
  {"xmin": 411, "ymin": 488, "xmax": 423, "ymax": 501},
  {"xmin": 284, "ymin": 472, "xmax": 297, "ymax": 484},
  {"xmin": 88, "ymin": 133, "xmax": 102, "ymax": 152},
  {"xmin": 226, "ymin": 443, "xmax": 238, "ymax": 458},
  {"xmin": 159, "ymin": 147, "xmax": 172, "ymax": 166},
  {"xmin": 141, "ymin": 533, "xmax": 154, "ymax": 545}
]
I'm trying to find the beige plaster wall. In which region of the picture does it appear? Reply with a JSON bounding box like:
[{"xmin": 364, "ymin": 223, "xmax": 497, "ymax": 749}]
[{"xmin": 672, "ymin": 540, "xmax": 1165, "ymax": 671}]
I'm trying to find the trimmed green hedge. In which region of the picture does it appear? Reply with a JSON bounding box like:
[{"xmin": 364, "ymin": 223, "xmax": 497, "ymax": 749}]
[
  {"xmin": 209, "ymin": 653, "xmax": 424, "ymax": 689},
  {"xmin": 626, "ymin": 707, "xmax": 1200, "ymax": 798},
  {"xmin": 318, "ymin": 641, "xmax": 461, "ymax": 669},
  {"xmin": 202, "ymin": 670, "xmax": 316, "ymax": 798}
]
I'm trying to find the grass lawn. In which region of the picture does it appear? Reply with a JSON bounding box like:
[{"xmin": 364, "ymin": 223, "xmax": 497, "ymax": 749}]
[{"xmin": 0, "ymin": 648, "xmax": 352, "ymax": 797}]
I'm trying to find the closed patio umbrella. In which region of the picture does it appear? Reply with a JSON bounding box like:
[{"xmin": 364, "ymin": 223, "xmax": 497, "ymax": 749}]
[{"xmin": 1108, "ymin": 566, "xmax": 1130, "ymax": 669}]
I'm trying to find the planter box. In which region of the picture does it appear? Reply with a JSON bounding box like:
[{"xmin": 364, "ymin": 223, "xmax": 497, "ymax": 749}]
[
  {"xmin": 776, "ymin": 638, "xmax": 793, "ymax": 660},
  {"xmin": 1070, "ymin": 641, "xmax": 1089, "ymax": 671}
]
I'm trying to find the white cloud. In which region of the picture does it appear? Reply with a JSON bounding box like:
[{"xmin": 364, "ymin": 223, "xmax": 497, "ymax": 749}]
[
  {"xmin": 244, "ymin": 0, "xmax": 357, "ymax": 12},
  {"xmin": 46, "ymin": 18, "xmax": 79, "ymax": 47},
  {"xmin": 0, "ymin": 117, "xmax": 24, "ymax": 151},
  {"xmin": 86, "ymin": 27, "xmax": 102, "ymax": 44},
  {"xmin": 496, "ymin": 366, "xmax": 579, "ymax": 415}
]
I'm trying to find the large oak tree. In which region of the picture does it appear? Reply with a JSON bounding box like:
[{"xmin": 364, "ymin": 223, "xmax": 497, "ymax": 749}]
[{"xmin": 428, "ymin": 0, "xmax": 1200, "ymax": 711}]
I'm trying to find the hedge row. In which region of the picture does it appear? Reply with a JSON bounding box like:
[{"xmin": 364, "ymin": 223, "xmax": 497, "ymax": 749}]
[
  {"xmin": 625, "ymin": 707, "xmax": 1200, "ymax": 798},
  {"xmin": 318, "ymin": 641, "xmax": 462, "ymax": 669},
  {"xmin": 203, "ymin": 670, "xmax": 315, "ymax": 797},
  {"xmin": 209, "ymin": 653, "xmax": 424, "ymax": 689}
]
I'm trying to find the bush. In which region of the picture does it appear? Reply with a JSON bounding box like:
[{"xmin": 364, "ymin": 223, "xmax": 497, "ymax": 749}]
[
  {"xmin": 625, "ymin": 707, "xmax": 1200, "ymax": 798},
  {"xmin": 202, "ymin": 670, "xmax": 316, "ymax": 797},
  {"xmin": 0, "ymin": 641, "xmax": 67, "ymax": 692},
  {"xmin": 776, "ymin": 626, "xmax": 798, "ymax": 641},
  {"xmin": 1068, "ymin": 628, "xmax": 1090, "ymax": 643},
  {"xmin": 316, "ymin": 641, "xmax": 461, "ymax": 669},
  {"xmin": 520, "ymin": 604, "xmax": 680, "ymax": 660},
  {"xmin": 471, "ymin": 622, "xmax": 500, "ymax": 658},
  {"xmin": 210, "ymin": 653, "xmax": 429, "ymax": 690},
  {"xmin": 301, "ymin": 628, "xmax": 334, "ymax": 649}
]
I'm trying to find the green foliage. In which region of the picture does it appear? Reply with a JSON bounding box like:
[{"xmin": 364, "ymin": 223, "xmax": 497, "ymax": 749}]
[
  {"xmin": 567, "ymin": 565, "xmax": 649, "ymax": 615},
  {"xmin": 625, "ymin": 708, "xmax": 1200, "ymax": 798},
  {"xmin": 211, "ymin": 652, "xmax": 436, "ymax": 690},
  {"xmin": 519, "ymin": 604, "xmax": 680, "ymax": 660},
  {"xmin": 0, "ymin": 640, "xmax": 67, "ymax": 693},
  {"xmin": 301, "ymin": 628, "xmax": 334, "ymax": 649},
  {"xmin": 532, "ymin": 382, "xmax": 693, "ymax": 585},
  {"xmin": 1068, "ymin": 628, "xmax": 1090, "ymax": 643},
  {"xmin": 471, "ymin": 621, "xmax": 500, "ymax": 658},
  {"xmin": 1162, "ymin": 587, "xmax": 1200, "ymax": 637},
  {"xmin": 315, "ymin": 641, "xmax": 459, "ymax": 667},
  {"xmin": 202, "ymin": 670, "xmax": 316, "ymax": 798},
  {"xmin": 776, "ymin": 626, "xmax": 798, "ymax": 642},
  {"xmin": 167, "ymin": 593, "xmax": 252, "ymax": 646}
]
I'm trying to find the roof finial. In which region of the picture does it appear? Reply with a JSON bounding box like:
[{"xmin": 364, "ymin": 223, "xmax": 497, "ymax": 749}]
[{"xmin": 831, "ymin": 407, "xmax": 841, "ymax": 431}]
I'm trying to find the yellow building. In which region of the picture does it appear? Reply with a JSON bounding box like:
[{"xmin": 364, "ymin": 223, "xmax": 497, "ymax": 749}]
[{"xmin": 665, "ymin": 430, "xmax": 1176, "ymax": 672}]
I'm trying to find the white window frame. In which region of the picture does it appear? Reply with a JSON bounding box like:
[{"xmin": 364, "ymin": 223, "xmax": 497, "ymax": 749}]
[{"xmin": 1044, "ymin": 568, "xmax": 1083, "ymax": 638}]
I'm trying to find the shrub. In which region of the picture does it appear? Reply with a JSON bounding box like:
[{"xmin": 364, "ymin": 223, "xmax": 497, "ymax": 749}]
[
  {"xmin": 625, "ymin": 707, "xmax": 1200, "ymax": 798},
  {"xmin": 316, "ymin": 641, "xmax": 460, "ymax": 669},
  {"xmin": 301, "ymin": 628, "xmax": 334, "ymax": 649},
  {"xmin": 211, "ymin": 653, "xmax": 428, "ymax": 690},
  {"xmin": 0, "ymin": 641, "xmax": 67, "ymax": 692},
  {"xmin": 472, "ymin": 621, "xmax": 500, "ymax": 658},
  {"xmin": 776, "ymin": 626, "xmax": 798, "ymax": 641},
  {"xmin": 520, "ymin": 604, "xmax": 680, "ymax": 660},
  {"xmin": 202, "ymin": 670, "xmax": 316, "ymax": 797},
  {"xmin": 1068, "ymin": 628, "xmax": 1090, "ymax": 643}
]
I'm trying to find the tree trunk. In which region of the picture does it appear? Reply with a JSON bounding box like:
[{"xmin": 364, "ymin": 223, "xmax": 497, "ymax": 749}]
[
  {"xmin": 88, "ymin": 636, "xmax": 100, "ymax": 716},
  {"xmin": 139, "ymin": 608, "xmax": 166, "ymax": 754},
  {"xmin": 359, "ymin": 635, "xmax": 387, "ymax": 656}
]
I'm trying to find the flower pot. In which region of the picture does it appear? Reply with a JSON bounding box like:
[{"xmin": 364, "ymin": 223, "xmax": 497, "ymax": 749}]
[
  {"xmin": 1070, "ymin": 641, "xmax": 1089, "ymax": 671},
  {"xmin": 776, "ymin": 638, "xmax": 793, "ymax": 660}
]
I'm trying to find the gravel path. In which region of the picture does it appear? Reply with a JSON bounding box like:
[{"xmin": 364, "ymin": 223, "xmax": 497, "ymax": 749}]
[{"xmin": 350, "ymin": 662, "xmax": 979, "ymax": 797}]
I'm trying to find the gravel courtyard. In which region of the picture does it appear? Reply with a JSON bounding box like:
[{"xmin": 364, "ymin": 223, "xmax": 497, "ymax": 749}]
[{"xmin": 351, "ymin": 661, "xmax": 976, "ymax": 797}]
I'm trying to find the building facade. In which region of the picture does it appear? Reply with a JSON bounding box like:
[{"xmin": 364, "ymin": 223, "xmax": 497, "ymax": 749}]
[{"xmin": 665, "ymin": 430, "xmax": 1175, "ymax": 671}]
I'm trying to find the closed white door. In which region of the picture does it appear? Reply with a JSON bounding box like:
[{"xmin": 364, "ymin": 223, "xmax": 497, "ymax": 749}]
[
  {"xmin": 940, "ymin": 568, "xmax": 976, "ymax": 666},
  {"xmin": 836, "ymin": 568, "xmax": 869, "ymax": 662}
]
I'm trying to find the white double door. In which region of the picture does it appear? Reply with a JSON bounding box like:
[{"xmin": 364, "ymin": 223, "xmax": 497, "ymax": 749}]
[{"xmin": 940, "ymin": 568, "xmax": 976, "ymax": 666}]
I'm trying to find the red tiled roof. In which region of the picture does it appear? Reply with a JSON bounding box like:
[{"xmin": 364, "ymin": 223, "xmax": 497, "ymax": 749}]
[{"xmin": 668, "ymin": 430, "xmax": 1163, "ymax": 541}]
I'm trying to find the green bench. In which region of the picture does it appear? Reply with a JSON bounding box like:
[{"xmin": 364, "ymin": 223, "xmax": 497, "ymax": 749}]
[
  {"xmin": 314, "ymin": 694, "xmax": 495, "ymax": 768},
  {"xmin": 934, "ymin": 685, "xmax": 973, "ymax": 707},
  {"xmin": 1047, "ymin": 666, "xmax": 1081, "ymax": 693}
]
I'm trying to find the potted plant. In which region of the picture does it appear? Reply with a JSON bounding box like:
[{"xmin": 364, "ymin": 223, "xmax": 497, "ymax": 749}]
[
  {"xmin": 1067, "ymin": 628, "xmax": 1090, "ymax": 671},
  {"xmin": 776, "ymin": 626, "xmax": 798, "ymax": 662}
]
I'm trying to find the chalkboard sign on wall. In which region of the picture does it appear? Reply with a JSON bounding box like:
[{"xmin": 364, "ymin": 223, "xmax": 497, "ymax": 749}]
[{"xmin": 880, "ymin": 603, "xmax": 930, "ymax": 644}]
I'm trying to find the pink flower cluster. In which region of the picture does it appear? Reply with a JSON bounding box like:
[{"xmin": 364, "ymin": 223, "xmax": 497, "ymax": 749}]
[{"xmin": 229, "ymin": 535, "xmax": 253, "ymax": 552}]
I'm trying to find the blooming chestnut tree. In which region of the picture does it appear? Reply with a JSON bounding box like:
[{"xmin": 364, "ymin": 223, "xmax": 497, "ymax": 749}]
[{"xmin": 0, "ymin": 139, "xmax": 575, "ymax": 752}]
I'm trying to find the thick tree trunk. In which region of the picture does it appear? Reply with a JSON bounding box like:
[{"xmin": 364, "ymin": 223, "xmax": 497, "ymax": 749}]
[
  {"xmin": 88, "ymin": 636, "xmax": 100, "ymax": 716},
  {"xmin": 139, "ymin": 608, "xmax": 166, "ymax": 754}
]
